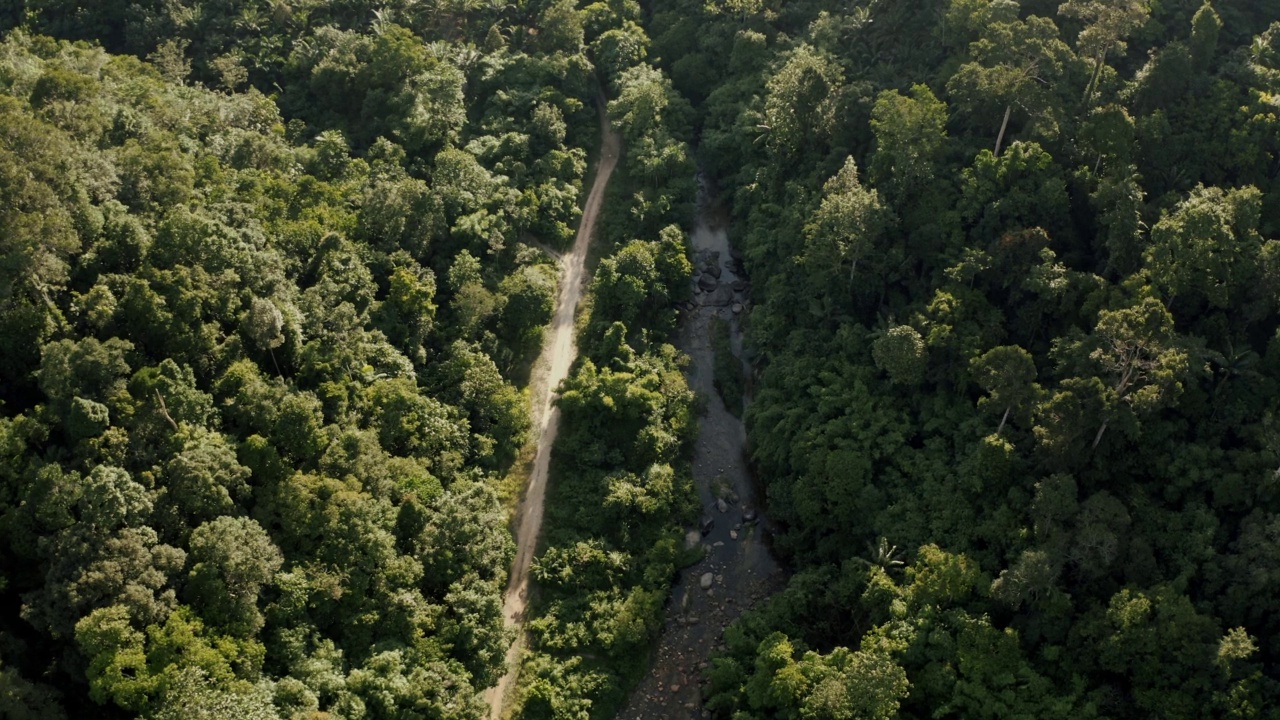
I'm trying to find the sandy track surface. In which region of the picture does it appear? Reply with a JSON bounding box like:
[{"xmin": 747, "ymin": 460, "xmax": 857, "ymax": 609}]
[
  {"xmin": 483, "ymin": 102, "xmax": 621, "ymax": 720},
  {"xmin": 615, "ymin": 183, "xmax": 783, "ymax": 719}
]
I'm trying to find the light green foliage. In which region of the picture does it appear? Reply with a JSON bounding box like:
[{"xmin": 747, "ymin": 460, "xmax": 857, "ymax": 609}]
[
  {"xmin": 762, "ymin": 44, "xmax": 844, "ymax": 157},
  {"xmin": 1088, "ymin": 297, "xmax": 1189, "ymax": 414},
  {"xmin": 0, "ymin": 11, "xmax": 602, "ymax": 716},
  {"xmin": 591, "ymin": 21, "xmax": 651, "ymax": 87},
  {"xmin": 869, "ymin": 84, "xmax": 949, "ymax": 198},
  {"xmin": 740, "ymin": 632, "xmax": 909, "ymax": 720},
  {"xmin": 803, "ymin": 157, "xmax": 890, "ymax": 286},
  {"xmin": 946, "ymin": 15, "xmax": 1076, "ymax": 140},
  {"xmin": 609, "ymin": 64, "xmax": 692, "ymax": 147},
  {"xmin": 1059, "ymin": 0, "xmax": 1151, "ymax": 102},
  {"xmin": 872, "ymin": 326, "xmax": 927, "ymax": 386},
  {"xmin": 146, "ymin": 667, "xmax": 280, "ymax": 720},
  {"xmin": 586, "ymin": 226, "xmax": 692, "ymax": 347},
  {"xmin": 1146, "ymin": 184, "xmax": 1264, "ymax": 308},
  {"xmin": 186, "ymin": 517, "xmax": 283, "ymax": 637}
]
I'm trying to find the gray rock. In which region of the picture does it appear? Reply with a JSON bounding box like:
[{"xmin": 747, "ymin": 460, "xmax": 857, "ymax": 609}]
[
  {"xmin": 731, "ymin": 279, "xmax": 748, "ymax": 292},
  {"xmin": 705, "ymin": 263, "xmax": 722, "ymax": 279},
  {"xmin": 697, "ymin": 285, "xmax": 734, "ymax": 306},
  {"xmin": 700, "ymin": 572, "xmax": 714, "ymax": 590},
  {"xmin": 698, "ymin": 274, "xmax": 719, "ymax": 292},
  {"xmin": 716, "ymin": 498, "xmax": 728, "ymax": 513},
  {"xmin": 732, "ymin": 303, "xmax": 743, "ymax": 314},
  {"xmin": 685, "ymin": 529, "xmax": 702, "ymax": 550}
]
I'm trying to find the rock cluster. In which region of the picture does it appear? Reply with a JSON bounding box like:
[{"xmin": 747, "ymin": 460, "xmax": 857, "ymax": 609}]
[{"xmin": 689, "ymin": 249, "xmax": 751, "ymax": 309}]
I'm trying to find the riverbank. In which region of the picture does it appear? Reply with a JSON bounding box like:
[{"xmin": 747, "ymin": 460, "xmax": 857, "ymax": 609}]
[{"xmin": 615, "ymin": 176, "xmax": 783, "ymax": 719}]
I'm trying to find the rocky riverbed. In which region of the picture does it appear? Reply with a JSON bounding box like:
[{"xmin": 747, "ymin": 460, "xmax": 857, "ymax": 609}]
[{"xmin": 614, "ymin": 178, "xmax": 783, "ymax": 720}]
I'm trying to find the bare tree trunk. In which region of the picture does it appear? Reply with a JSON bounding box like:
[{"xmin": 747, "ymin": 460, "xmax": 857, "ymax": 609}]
[
  {"xmin": 268, "ymin": 346, "xmax": 283, "ymax": 378},
  {"xmin": 154, "ymin": 390, "xmax": 179, "ymax": 431},
  {"xmin": 1091, "ymin": 419, "xmax": 1108, "ymax": 450},
  {"xmin": 1083, "ymin": 56, "xmax": 1105, "ymax": 105},
  {"xmin": 997, "ymin": 405, "xmax": 1011, "ymax": 435},
  {"xmin": 994, "ymin": 105, "xmax": 1012, "ymax": 156}
]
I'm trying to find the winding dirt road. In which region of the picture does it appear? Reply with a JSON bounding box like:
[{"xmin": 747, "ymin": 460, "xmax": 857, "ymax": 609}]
[{"xmin": 484, "ymin": 102, "xmax": 621, "ymax": 720}]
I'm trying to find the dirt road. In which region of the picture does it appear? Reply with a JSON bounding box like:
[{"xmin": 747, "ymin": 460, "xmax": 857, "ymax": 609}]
[
  {"xmin": 484, "ymin": 103, "xmax": 621, "ymax": 720},
  {"xmin": 615, "ymin": 177, "xmax": 783, "ymax": 719}
]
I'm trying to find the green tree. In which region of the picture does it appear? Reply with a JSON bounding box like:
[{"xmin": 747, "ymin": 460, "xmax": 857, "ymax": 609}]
[
  {"xmin": 1146, "ymin": 185, "xmax": 1263, "ymax": 309},
  {"xmin": 971, "ymin": 345, "xmax": 1039, "ymax": 434},
  {"xmin": 146, "ymin": 667, "xmax": 280, "ymax": 720},
  {"xmin": 869, "ymin": 84, "xmax": 949, "ymax": 199},
  {"xmin": 157, "ymin": 429, "xmax": 252, "ymax": 529},
  {"xmin": 1189, "ymin": 2, "xmax": 1222, "ymax": 69},
  {"xmin": 803, "ymin": 157, "xmax": 890, "ymax": 286},
  {"xmin": 946, "ymin": 16, "xmax": 1075, "ymax": 152},
  {"xmin": 186, "ymin": 516, "xmax": 284, "ymax": 637},
  {"xmin": 872, "ymin": 325, "xmax": 927, "ymax": 386},
  {"xmin": 1057, "ymin": 0, "xmax": 1150, "ymax": 103},
  {"xmin": 761, "ymin": 44, "xmax": 844, "ymax": 158},
  {"xmin": 1080, "ymin": 297, "xmax": 1190, "ymax": 449}
]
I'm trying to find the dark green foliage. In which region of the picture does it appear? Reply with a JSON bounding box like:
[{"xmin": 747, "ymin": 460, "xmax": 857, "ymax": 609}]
[
  {"xmin": 644, "ymin": 0, "xmax": 1280, "ymax": 716},
  {"xmin": 711, "ymin": 317, "xmax": 745, "ymax": 416}
]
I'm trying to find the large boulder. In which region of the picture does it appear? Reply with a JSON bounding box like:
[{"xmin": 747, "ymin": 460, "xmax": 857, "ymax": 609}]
[{"xmin": 698, "ymin": 285, "xmax": 734, "ymax": 306}]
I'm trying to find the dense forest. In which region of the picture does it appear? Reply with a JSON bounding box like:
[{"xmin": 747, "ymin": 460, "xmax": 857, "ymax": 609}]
[
  {"xmin": 0, "ymin": 0, "xmax": 698, "ymax": 716},
  {"xmin": 8, "ymin": 0, "xmax": 1280, "ymax": 718},
  {"xmin": 0, "ymin": 0, "xmax": 710, "ymax": 714},
  {"xmin": 640, "ymin": 0, "xmax": 1280, "ymax": 717}
]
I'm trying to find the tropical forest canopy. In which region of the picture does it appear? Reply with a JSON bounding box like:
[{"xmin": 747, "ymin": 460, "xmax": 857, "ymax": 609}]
[
  {"xmin": 5, "ymin": 0, "xmax": 1280, "ymax": 719},
  {"xmin": 641, "ymin": 0, "xmax": 1280, "ymax": 717},
  {"xmin": 0, "ymin": 0, "xmax": 705, "ymax": 714},
  {"xmin": 0, "ymin": 0, "xmax": 678, "ymax": 717}
]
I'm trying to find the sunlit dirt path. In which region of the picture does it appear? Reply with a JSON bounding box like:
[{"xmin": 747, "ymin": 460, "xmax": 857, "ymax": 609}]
[{"xmin": 484, "ymin": 100, "xmax": 621, "ymax": 720}]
